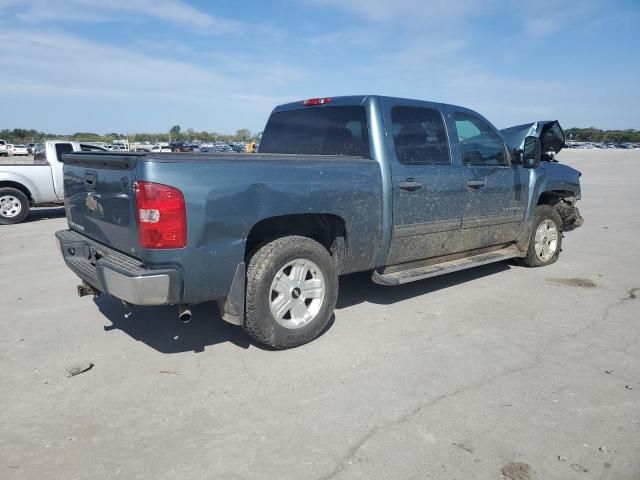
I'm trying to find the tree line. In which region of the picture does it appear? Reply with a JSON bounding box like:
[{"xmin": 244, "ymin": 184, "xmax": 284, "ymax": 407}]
[
  {"xmin": 2, "ymin": 126, "xmax": 638, "ymax": 145},
  {"xmin": 564, "ymin": 128, "xmax": 640, "ymax": 143},
  {"xmin": 0, "ymin": 126, "xmax": 260, "ymax": 144}
]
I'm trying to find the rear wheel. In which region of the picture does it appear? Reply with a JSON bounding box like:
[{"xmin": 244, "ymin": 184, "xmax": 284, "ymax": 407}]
[
  {"xmin": 520, "ymin": 205, "xmax": 563, "ymax": 267},
  {"xmin": 0, "ymin": 187, "xmax": 30, "ymax": 225},
  {"xmin": 244, "ymin": 236, "xmax": 338, "ymax": 349}
]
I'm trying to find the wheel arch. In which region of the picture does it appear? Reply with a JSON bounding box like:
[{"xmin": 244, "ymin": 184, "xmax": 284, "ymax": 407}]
[
  {"xmin": 0, "ymin": 180, "xmax": 35, "ymax": 205},
  {"xmin": 537, "ymin": 189, "xmax": 576, "ymax": 206},
  {"xmin": 245, "ymin": 213, "xmax": 348, "ymax": 272}
]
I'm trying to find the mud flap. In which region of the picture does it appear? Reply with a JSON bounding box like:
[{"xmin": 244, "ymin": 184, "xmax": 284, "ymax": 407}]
[{"xmin": 218, "ymin": 262, "xmax": 245, "ymax": 326}]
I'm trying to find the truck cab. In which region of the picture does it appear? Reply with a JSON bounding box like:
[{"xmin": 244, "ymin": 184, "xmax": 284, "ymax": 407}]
[{"xmin": 0, "ymin": 140, "xmax": 81, "ymax": 224}]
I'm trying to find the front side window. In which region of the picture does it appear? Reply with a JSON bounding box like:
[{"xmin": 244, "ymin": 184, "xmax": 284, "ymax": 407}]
[
  {"xmin": 454, "ymin": 113, "xmax": 506, "ymax": 166},
  {"xmin": 391, "ymin": 106, "xmax": 450, "ymax": 165},
  {"xmin": 259, "ymin": 106, "xmax": 369, "ymax": 157}
]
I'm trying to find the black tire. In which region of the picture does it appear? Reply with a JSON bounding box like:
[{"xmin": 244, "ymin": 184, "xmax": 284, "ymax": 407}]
[
  {"xmin": 244, "ymin": 236, "xmax": 339, "ymax": 349},
  {"xmin": 0, "ymin": 187, "xmax": 30, "ymax": 225},
  {"xmin": 520, "ymin": 205, "xmax": 563, "ymax": 267}
]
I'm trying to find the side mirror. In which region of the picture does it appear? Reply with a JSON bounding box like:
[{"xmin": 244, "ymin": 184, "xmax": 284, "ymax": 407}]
[{"xmin": 522, "ymin": 135, "xmax": 541, "ymax": 168}]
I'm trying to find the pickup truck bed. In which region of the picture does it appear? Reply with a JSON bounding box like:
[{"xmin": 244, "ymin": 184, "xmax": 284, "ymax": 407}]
[{"xmin": 61, "ymin": 151, "xmax": 383, "ymax": 305}]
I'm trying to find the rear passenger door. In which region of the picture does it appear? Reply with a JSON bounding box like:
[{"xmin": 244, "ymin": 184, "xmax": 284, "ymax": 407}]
[
  {"xmin": 451, "ymin": 111, "xmax": 527, "ymax": 250},
  {"xmin": 385, "ymin": 102, "xmax": 463, "ymax": 265}
]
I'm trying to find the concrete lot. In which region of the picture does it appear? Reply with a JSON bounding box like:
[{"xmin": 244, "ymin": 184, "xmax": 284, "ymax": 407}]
[
  {"xmin": 0, "ymin": 154, "xmax": 35, "ymax": 164},
  {"xmin": 1, "ymin": 150, "xmax": 639, "ymax": 480}
]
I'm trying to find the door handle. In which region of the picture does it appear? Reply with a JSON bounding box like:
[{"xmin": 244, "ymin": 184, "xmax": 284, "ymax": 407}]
[
  {"xmin": 466, "ymin": 180, "xmax": 486, "ymax": 188},
  {"xmin": 398, "ymin": 179, "xmax": 423, "ymax": 191}
]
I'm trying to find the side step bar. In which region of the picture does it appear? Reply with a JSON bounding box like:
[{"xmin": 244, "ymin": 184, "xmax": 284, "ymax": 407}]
[{"xmin": 372, "ymin": 245, "xmax": 521, "ymax": 286}]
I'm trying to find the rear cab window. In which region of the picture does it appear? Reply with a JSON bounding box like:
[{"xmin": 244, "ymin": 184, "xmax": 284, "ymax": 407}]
[
  {"xmin": 259, "ymin": 106, "xmax": 370, "ymax": 157},
  {"xmin": 55, "ymin": 143, "xmax": 74, "ymax": 160},
  {"xmin": 391, "ymin": 106, "xmax": 450, "ymax": 164}
]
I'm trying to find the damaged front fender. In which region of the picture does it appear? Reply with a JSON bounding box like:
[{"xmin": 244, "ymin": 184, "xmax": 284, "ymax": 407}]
[{"xmin": 501, "ymin": 120, "xmax": 565, "ymax": 159}]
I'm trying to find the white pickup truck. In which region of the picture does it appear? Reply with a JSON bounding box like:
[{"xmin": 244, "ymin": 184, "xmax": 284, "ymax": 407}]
[
  {"xmin": 0, "ymin": 139, "xmax": 9, "ymax": 157},
  {"xmin": 0, "ymin": 140, "xmax": 82, "ymax": 224}
]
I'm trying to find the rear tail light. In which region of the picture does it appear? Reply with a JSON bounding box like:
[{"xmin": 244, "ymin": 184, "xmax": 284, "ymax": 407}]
[
  {"xmin": 135, "ymin": 181, "xmax": 187, "ymax": 249},
  {"xmin": 302, "ymin": 97, "xmax": 332, "ymax": 106}
]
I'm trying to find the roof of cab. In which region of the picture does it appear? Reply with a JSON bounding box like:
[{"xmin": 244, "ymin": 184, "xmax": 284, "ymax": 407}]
[
  {"xmin": 272, "ymin": 95, "xmax": 370, "ymax": 113},
  {"xmin": 271, "ymin": 94, "xmax": 474, "ymax": 115}
]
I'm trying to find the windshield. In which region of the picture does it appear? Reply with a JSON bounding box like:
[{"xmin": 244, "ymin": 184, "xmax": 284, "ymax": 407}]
[{"xmin": 259, "ymin": 106, "xmax": 370, "ymax": 157}]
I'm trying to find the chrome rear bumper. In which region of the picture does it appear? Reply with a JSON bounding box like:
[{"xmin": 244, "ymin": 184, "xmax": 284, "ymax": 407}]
[{"xmin": 56, "ymin": 230, "xmax": 182, "ymax": 305}]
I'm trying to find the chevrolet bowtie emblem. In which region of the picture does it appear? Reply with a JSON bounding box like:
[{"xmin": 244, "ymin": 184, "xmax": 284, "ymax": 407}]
[{"xmin": 86, "ymin": 192, "xmax": 98, "ymax": 211}]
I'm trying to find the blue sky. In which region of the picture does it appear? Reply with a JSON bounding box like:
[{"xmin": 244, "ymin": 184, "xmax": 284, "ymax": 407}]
[{"xmin": 1, "ymin": 0, "xmax": 639, "ymax": 134}]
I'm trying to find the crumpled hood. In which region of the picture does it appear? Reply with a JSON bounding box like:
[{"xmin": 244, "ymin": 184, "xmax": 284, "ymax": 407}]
[{"xmin": 500, "ymin": 120, "xmax": 565, "ymax": 156}]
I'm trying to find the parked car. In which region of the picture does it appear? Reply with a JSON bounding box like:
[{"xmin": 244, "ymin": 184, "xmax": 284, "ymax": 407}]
[
  {"xmin": 10, "ymin": 144, "xmax": 30, "ymax": 156},
  {"xmin": 80, "ymin": 144, "xmax": 109, "ymax": 152},
  {"xmin": 0, "ymin": 141, "xmax": 82, "ymax": 224},
  {"xmin": 150, "ymin": 145, "xmax": 171, "ymax": 153},
  {"xmin": 0, "ymin": 140, "xmax": 9, "ymax": 157},
  {"xmin": 56, "ymin": 95, "xmax": 583, "ymax": 349},
  {"xmin": 169, "ymin": 142, "xmax": 194, "ymax": 152}
]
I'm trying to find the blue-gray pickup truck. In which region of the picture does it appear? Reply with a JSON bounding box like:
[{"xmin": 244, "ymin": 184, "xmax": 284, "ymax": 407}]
[{"xmin": 56, "ymin": 95, "xmax": 583, "ymax": 348}]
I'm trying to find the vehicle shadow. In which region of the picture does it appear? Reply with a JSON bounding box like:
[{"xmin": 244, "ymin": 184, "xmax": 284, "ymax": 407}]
[
  {"xmin": 24, "ymin": 206, "xmax": 66, "ymax": 223},
  {"xmin": 93, "ymin": 261, "xmax": 511, "ymax": 354},
  {"xmin": 94, "ymin": 296, "xmax": 256, "ymax": 353}
]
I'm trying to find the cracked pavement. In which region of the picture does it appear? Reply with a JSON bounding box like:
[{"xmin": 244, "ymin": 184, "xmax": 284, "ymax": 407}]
[{"xmin": 1, "ymin": 150, "xmax": 639, "ymax": 479}]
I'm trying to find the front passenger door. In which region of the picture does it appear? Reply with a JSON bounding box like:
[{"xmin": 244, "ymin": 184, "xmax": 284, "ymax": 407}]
[{"xmin": 453, "ymin": 112, "xmax": 526, "ymax": 250}]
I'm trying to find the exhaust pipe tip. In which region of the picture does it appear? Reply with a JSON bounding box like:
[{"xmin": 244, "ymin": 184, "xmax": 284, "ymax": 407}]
[{"xmin": 178, "ymin": 309, "xmax": 192, "ymax": 324}]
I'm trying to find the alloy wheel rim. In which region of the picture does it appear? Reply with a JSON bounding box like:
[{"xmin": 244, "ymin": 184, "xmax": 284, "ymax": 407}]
[
  {"xmin": 534, "ymin": 219, "xmax": 559, "ymax": 262},
  {"xmin": 269, "ymin": 259, "xmax": 325, "ymax": 329},
  {"xmin": 0, "ymin": 195, "xmax": 22, "ymax": 218}
]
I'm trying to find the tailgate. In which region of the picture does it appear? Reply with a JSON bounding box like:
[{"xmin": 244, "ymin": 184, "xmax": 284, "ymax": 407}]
[{"xmin": 62, "ymin": 153, "xmax": 142, "ymax": 256}]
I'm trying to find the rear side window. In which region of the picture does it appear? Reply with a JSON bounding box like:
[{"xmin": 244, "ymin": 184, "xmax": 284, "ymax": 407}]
[
  {"xmin": 391, "ymin": 106, "xmax": 450, "ymax": 164},
  {"xmin": 454, "ymin": 113, "xmax": 507, "ymax": 166},
  {"xmin": 55, "ymin": 143, "xmax": 74, "ymax": 160},
  {"xmin": 259, "ymin": 106, "xmax": 370, "ymax": 157}
]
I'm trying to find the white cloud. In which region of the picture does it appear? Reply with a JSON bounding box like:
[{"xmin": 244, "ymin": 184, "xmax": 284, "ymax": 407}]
[
  {"xmin": 524, "ymin": 16, "xmax": 562, "ymax": 38},
  {"xmin": 0, "ymin": 28, "xmax": 308, "ymax": 132},
  {"xmin": 1, "ymin": 1, "xmax": 634, "ymax": 132},
  {"xmin": 519, "ymin": 0, "xmax": 600, "ymax": 39},
  {"xmin": 305, "ymin": 0, "xmax": 491, "ymax": 25},
  {"xmin": 1, "ymin": 0, "xmax": 246, "ymax": 33},
  {"xmin": 306, "ymin": 29, "xmax": 378, "ymax": 47},
  {"xmin": 0, "ymin": 29, "xmax": 226, "ymax": 98}
]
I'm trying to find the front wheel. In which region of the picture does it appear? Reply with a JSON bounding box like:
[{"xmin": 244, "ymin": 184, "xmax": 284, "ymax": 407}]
[
  {"xmin": 520, "ymin": 205, "xmax": 563, "ymax": 267},
  {"xmin": 244, "ymin": 236, "xmax": 338, "ymax": 349},
  {"xmin": 0, "ymin": 187, "xmax": 30, "ymax": 225}
]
